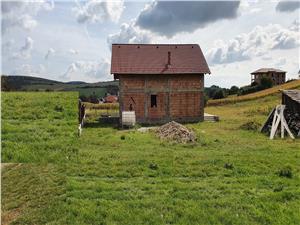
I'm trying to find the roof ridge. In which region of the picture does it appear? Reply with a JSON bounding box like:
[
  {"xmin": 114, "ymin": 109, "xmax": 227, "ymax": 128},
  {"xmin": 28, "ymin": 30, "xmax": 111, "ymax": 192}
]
[{"xmin": 112, "ymin": 43, "xmax": 198, "ymax": 46}]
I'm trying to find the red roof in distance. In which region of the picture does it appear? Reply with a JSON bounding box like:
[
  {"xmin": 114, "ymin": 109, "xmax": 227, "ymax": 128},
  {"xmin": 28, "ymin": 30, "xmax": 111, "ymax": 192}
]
[
  {"xmin": 111, "ymin": 44, "xmax": 211, "ymax": 75},
  {"xmin": 104, "ymin": 95, "xmax": 118, "ymax": 103},
  {"xmin": 251, "ymin": 68, "xmax": 286, "ymax": 74}
]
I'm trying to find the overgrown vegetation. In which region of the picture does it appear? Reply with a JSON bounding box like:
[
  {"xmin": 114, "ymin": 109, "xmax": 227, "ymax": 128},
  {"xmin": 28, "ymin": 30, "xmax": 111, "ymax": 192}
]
[
  {"xmin": 2, "ymin": 91, "xmax": 300, "ymax": 225},
  {"xmin": 208, "ymin": 80, "xmax": 300, "ymax": 106}
]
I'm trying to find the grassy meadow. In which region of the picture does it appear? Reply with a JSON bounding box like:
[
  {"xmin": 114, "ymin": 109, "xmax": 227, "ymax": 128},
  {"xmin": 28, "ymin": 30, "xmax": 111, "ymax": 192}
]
[
  {"xmin": 1, "ymin": 91, "xmax": 300, "ymax": 225},
  {"xmin": 2, "ymin": 92, "xmax": 78, "ymax": 163}
]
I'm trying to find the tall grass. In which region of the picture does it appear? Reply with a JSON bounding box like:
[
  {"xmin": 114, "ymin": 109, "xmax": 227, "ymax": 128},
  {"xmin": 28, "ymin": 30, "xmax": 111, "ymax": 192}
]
[{"xmin": 83, "ymin": 102, "xmax": 119, "ymax": 119}]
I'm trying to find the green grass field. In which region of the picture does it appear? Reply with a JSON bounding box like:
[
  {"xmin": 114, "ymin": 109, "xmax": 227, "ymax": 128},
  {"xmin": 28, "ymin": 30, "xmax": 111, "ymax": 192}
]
[
  {"xmin": 1, "ymin": 91, "xmax": 300, "ymax": 225},
  {"xmin": 2, "ymin": 92, "xmax": 79, "ymax": 163}
]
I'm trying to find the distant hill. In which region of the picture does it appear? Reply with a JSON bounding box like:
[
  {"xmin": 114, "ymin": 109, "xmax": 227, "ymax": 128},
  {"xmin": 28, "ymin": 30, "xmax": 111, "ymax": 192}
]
[
  {"xmin": 1, "ymin": 75, "xmax": 119, "ymax": 101},
  {"xmin": 65, "ymin": 81, "xmax": 87, "ymax": 85}
]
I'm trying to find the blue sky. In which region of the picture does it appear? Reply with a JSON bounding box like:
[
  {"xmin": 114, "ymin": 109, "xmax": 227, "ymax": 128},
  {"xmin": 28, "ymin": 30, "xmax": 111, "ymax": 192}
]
[{"xmin": 1, "ymin": 0, "xmax": 299, "ymax": 87}]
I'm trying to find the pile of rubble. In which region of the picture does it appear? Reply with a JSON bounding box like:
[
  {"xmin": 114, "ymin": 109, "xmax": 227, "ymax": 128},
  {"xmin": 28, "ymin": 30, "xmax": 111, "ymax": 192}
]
[{"xmin": 156, "ymin": 121, "xmax": 196, "ymax": 143}]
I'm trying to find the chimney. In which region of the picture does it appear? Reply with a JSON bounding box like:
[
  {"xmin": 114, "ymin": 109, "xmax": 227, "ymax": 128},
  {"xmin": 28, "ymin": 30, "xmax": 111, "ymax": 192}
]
[{"xmin": 167, "ymin": 51, "xmax": 171, "ymax": 65}]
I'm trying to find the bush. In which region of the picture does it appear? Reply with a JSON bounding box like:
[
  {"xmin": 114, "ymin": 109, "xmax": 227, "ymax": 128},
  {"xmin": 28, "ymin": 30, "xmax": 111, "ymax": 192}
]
[
  {"xmin": 213, "ymin": 89, "xmax": 225, "ymax": 99},
  {"xmin": 224, "ymin": 163, "xmax": 234, "ymax": 170},
  {"xmin": 149, "ymin": 163, "xmax": 158, "ymax": 170},
  {"xmin": 239, "ymin": 85, "xmax": 259, "ymax": 96},
  {"xmin": 251, "ymin": 81, "xmax": 258, "ymax": 87},
  {"xmin": 240, "ymin": 121, "xmax": 261, "ymax": 131},
  {"xmin": 278, "ymin": 166, "xmax": 293, "ymax": 178},
  {"xmin": 260, "ymin": 77, "xmax": 273, "ymax": 89},
  {"xmin": 229, "ymin": 86, "xmax": 239, "ymax": 95},
  {"xmin": 120, "ymin": 135, "xmax": 126, "ymax": 140},
  {"xmin": 54, "ymin": 105, "xmax": 64, "ymax": 112}
]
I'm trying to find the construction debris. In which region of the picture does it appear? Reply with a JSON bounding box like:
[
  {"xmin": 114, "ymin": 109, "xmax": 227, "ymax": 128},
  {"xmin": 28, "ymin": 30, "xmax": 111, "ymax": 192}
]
[
  {"xmin": 137, "ymin": 127, "xmax": 156, "ymax": 133},
  {"xmin": 156, "ymin": 121, "xmax": 196, "ymax": 143}
]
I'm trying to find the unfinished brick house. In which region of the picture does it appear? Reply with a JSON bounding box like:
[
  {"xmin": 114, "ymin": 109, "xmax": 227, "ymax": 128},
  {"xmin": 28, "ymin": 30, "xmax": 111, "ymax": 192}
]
[
  {"xmin": 111, "ymin": 44, "xmax": 211, "ymax": 124},
  {"xmin": 251, "ymin": 68, "xmax": 286, "ymax": 86}
]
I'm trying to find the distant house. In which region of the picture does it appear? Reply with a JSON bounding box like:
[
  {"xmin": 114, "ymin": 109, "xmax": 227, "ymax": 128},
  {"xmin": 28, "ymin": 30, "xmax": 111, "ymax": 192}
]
[
  {"xmin": 251, "ymin": 68, "xmax": 286, "ymax": 86},
  {"xmin": 104, "ymin": 95, "xmax": 118, "ymax": 103},
  {"xmin": 111, "ymin": 44, "xmax": 211, "ymax": 124}
]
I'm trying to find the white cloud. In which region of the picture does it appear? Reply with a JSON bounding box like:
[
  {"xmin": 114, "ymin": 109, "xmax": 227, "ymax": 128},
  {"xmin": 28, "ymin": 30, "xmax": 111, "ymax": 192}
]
[
  {"xmin": 249, "ymin": 7, "xmax": 262, "ymax": 14},
  {"xmin": 61, "ymin": 59, "xmax": 110, "ymax": 81},
  {"xmin": 12, "ymin": 64, "xmax": 46, "ymax": 76},
  {"xmin": 69, "ymin": 48, "xmax": 79, "ymax": 55},
  {"xmin": 12, "ymin": 37, "xmax": 34, "ymax": 59},
  {"xmin": 2, "ymin": 39, "xmax": 15, "ymax": 51},
  {"xmin": 72, "ymin": 0, "xmax": 124, "ymax": 24},
  {"xmin": 1, "ymin": 1, "xmax": 54, "ymax": 34},
  {"xmin": 107, "ymin": 22, "xmax": 152, "ymax": 48},
  {"xmin": 289, "ymin": 19, "xmax": 299, "ymax": 32},
  {"xmin": 45, "ymin": 48, "xmax": 55, "ymax": 60},
  {"xmin": 207, "ymin": 22, "xmax": 300, "ymax": 65},
  {"xmin": 273, "ymin": 57, "xmax": 287, "ymax": 67}
]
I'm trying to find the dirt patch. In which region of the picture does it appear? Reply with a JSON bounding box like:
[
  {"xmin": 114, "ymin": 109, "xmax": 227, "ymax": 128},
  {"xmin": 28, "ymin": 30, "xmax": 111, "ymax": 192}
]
[
  {"xmin": 1, "ymin": 206, "xmax": 24, "ymax": 225},
  {"xmin": 1, "ymin": 163, "xmax": 22, "ymax": 171},
  {"xmin": 156, "ymin": 121, "xmax": 196, "ymax": 143},
  {"xmin": 1, "ymin": 163, "xmax": 24, "ymax": 225}
]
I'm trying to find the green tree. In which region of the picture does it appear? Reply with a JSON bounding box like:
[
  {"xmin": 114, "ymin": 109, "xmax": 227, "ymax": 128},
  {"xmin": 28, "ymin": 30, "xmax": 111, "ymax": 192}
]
[
  {"xmin": 260, "ymin": 77, "xmax": 273, "ymax": 89},
  {"xmin": 213, "ymin": 89, "xmax": 225, "ymax": 99},
  {"xmin": 229, "ymin": 85, "xmax": 239, "ymax": 95}
]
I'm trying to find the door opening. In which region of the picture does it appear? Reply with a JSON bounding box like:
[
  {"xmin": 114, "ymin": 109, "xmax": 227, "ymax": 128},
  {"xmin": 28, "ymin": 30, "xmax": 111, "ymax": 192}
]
[{"xmin": 150, "ymin": 95, "xmax": 157, "ymax": 108}]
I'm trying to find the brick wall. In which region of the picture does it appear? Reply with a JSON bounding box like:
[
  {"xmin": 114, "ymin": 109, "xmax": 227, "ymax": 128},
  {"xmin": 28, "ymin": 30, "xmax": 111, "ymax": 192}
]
[
  {"xmin": 253, "ymin": 72, "xmax": 286, "ymax": 85},
  {"xmin": 119, "ymin": 74, "xmax": 204, "ymax": 124}
]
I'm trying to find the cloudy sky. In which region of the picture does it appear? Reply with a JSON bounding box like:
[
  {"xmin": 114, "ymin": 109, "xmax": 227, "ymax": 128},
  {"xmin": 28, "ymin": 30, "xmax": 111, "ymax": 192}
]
[{"xmin": 1, "ymin": 0, "xmax": 300, "ymax": 87}]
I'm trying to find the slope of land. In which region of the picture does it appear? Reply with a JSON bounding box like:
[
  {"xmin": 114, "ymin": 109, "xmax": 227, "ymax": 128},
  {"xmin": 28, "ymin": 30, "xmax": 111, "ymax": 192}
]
[
  {"xmin": 1, "ymin": 91, "xmax": 300, "ymax": 225},
  {"xmin": 1, "ymin": 75, "xmax": 119, "ymax": 99},
  {"xmin": 208, "ymin": 80, "xmax": 300, "ymax": 106}
]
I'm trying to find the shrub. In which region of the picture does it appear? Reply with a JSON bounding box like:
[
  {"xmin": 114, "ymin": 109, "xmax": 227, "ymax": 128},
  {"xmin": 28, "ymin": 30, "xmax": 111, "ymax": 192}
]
[
  {"xmin": 224, "ymin": 163, "xmax": 234, "ymax": 170},
  {"xmin": 260, "ymin": 77, "xmax": 273, "ymax": 89},
  {"xmin": 149, "ymin": 163, "xmax": 158, "ymax": 170},
  {"xmin": 54, "ymin": 105, "xmax": 64, "ymax": 112},
  {"xmin": 239, "ymin": 85, "xmax": 259, "ymax": 96},
  {"xmin": 120, "ymin": 135, "xmax": 126, "ymax": 140},
  {"xmin": 213, "ymin": 89, "xmax": 225, "ymax": 99},
  {"xmin": 273, "ymin": 185, "xmax": 284, "ymax": 192},
  {"xmin": 278, "ymin": 166, "xmax": 293, "ymax": 178},
  {"xmin": 251, "ymin": 81, "xmax": 258, "ymax": 87},
  {"xmin": 240, "ymin": 121, "xmax": 261, "ymax": 131},
  {"xmin": 229, "ymin": 86, "xmax": 239, "ymax": 95}
]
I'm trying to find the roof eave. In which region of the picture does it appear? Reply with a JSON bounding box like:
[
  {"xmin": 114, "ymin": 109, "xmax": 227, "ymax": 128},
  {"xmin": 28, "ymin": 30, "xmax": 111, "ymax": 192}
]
[{"xmin": 111, "ymin": 71, "xmax": 210, "ymax": 75}]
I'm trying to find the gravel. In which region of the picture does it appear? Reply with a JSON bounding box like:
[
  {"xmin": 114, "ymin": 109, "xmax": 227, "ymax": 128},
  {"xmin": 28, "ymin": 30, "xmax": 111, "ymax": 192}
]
[{"xmin": 156, "ymin": 121, "xmax": 196, "ymax": 143}]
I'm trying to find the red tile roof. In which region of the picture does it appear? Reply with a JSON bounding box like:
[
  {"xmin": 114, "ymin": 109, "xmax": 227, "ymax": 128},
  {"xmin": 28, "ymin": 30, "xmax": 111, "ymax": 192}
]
[
  {"xmin": 251, "ymin": 68, "xmax": 286, "ymax": 74},
  {"xmin": 111, "ymin": 44, "xmax": 210, "ymax": 75},
  {"xmin": 104, "ymin": 95, "xmax": 118, "ymax": 103}
]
